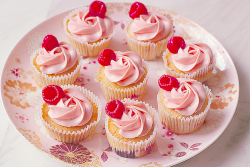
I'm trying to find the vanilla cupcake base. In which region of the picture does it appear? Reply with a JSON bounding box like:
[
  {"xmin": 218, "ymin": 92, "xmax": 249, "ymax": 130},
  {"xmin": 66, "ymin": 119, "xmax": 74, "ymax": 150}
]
[
  {"xmin": 125, "ymin": 22, "xmax": 174, "ymax": 61},
  {"xmin": 38, "ymin": 85, "xmax": 102, "ymax": 143},
  {"xmin": 63, "ymin": 7, "xmax": 115, "ymax": 57},
  {"xmin": 162, "ymin": 47, "xmax": 216, "ymax": 83},
  {"xmin": 30, "ymin": 48, "xmax": 82, "ymax": 88},
  {"xmin": 105, "ymin": 98, "xmax": 158, "ymax": 158},
  {"xmin": 157, "ymin": 85, "xmax": 212, "ymax": 134},
  {"xmin": 96, "ymin": 61, "xmax": 149, "ymax": 101}
]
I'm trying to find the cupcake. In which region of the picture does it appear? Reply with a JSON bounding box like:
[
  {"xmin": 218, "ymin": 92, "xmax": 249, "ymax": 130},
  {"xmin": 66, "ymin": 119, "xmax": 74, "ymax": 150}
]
[
  {"xmin": 30, "ymin": 35, "xmax": 81, "ymax": 88},
  {"xmin": 157, "ymin": 75, "xmax": 212, "ymax": 134},
  {"xmin": 125, "ymin": 2, "xmax": 174, "ymax": 60},
  {"xmin": 63, "ymin": 0, "xmax": 114, "ymax": 57},
  {"xmin": 163, "ymin": 36, "xmax": 216, "ymax": 82},
  {"xmin": 96, "ymin": 49, "xmax": 149, "ymax": 101},
  {"xmin": 39, "ymin": 84, "xmax": 102, "ymax": 143},
  {"xmin": 105, "ymin": 98, "xmax": 158, "ymax": 158}
]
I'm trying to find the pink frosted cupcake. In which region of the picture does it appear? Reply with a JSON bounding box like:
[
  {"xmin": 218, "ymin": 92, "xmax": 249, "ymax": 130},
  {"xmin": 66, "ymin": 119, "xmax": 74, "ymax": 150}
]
[
  {"xmin": 63, "ymin": 1, "xmax": 114, "ymax": 57},
  {"xmin": 125, "ymin": 2, "xmax": 174, "ymax": 60},
  {"xmin": 105, "ymin": 98, "xmax": 158, "ymax": 158},
  {"xmin": 39, "ymin": 84, "xmax": 102, "ymax": 143},
  {"xmin": 30, "ymin": 35, "xmax": 81, "ymax": 88},
  {"xmin": 96, "ymin": 49, "xmax": 149, "ymax": 101},
  {"xmin": 163, "ymin": 36, "xmax": 216, "ymax": 82},
  {"xmin": 157, "ymin": 75, "xmax": 212, "ymax": 134}
]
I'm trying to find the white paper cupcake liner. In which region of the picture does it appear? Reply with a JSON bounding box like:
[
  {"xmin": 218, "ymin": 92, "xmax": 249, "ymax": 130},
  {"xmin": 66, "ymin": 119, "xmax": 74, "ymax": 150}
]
[
  {"xmin": 37, "ymin": 85, "xmax": 102, "ymax": 143},
  {"xmin": 63, "ymin": 7, "xmax": 115, "ymax": 57},
  {"xmin": 162, "ymin": 41, "xmax": 216, "ymax": 83},
  {"xmin": 157, "ymin": 84, "xmax": 212, "ymax": 134},
  {"xmin": 96, "ymin": 61, "xmax": 149, "ymax": 101},
  {"xmin": 30, "ymin": 48, "xmax": 82, "ymax": 88},
  {"xmin": 125, "ymin": 20, "xmax": 174, "ymax": 61},
  {"xmin": 105, "ymin": 98, "xmax": 158, "ymax": 158}
]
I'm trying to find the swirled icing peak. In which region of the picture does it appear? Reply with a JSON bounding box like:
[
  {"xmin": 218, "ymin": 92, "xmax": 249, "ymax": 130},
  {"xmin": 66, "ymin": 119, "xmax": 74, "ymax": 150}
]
[
  {"xmin": 113, "ymin": 102, "xmax": 153, "ymax": 138},
  {"xmin": 48, "ymin": 87, "xmax": 93, "ymax": 127},
  {"xmin": 36, "ymin": 41, "xmax": 78, "ymax": 75},
  {"xmin": 164, "ymin": 78, "xmax": 206, "ymax": 116},
  {"xmin": 131, "ymin": 12, "xmax": 171, "ymax": 42},
  {"xmin": 104, "ymin": 51, "xmax": 145, "ymax": 86},
  {"xmin": 172, "ymin": 41, "xmax": 213, "ymax": 73},
  {"xmin": 67, "ymin": 10, "xmax": 114, "ymax": 42}
]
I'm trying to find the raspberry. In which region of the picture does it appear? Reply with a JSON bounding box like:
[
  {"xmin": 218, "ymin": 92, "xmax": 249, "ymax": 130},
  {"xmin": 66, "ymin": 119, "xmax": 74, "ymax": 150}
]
[
  {"xmin": 42, "ymin": 85, "xmax": 65, "ymax": 105},
  {"xmin": 105, "ymin": 100, "xmax": 125, "ymax": 119},
  {"xmin": 89, "ymin": 0, "xmax": 106, "ymax": 19},
  {"xmin": 167, "ymin": 36, "xmax": 186, "ymax": 54},
  {"xmin": 98, "ymin": 49, "xmax": 116, "ymax": 66},
  {"xmin": 42, "ymin": 35, "xmax": 60, "ymax": 52},
  {"xmin": 129, "ymin": 2, "xmax": 148, "ymax": 19},
  {"xmin": 158, "ymin": 75, "xmax": 179, "ymax": 91}
]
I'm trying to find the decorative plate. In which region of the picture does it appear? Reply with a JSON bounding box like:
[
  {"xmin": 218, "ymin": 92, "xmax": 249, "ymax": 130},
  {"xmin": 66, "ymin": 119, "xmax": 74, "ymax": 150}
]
[{"xmin": 1, "ymin": 2, "xmax": 239, "ymax": 167}]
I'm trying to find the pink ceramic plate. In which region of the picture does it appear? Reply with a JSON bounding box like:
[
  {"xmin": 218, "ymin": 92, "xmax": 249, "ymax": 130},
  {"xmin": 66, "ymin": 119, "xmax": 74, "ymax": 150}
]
[{"xmin": 1, "ymin": 3, "xmax": 239, "ymax": 167}]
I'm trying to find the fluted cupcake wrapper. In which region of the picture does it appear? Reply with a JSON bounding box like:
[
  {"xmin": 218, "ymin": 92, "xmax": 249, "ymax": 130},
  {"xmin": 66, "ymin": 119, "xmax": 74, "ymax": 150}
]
[
  {"xmin": 157, "ymin": 84, "xmax": 212, "ymax": 134},
  {"xmin": 105, "ymin": 98, "xmax": 158, "ymax": 158},
  {"xmin": 30, "ymin": 48, "xmax": 82, "ymax": 88},
  {"xmin": 37, "ymin": 85, "xmax": 102, "ymax": 143},
  {"xmin": 63, "ymin": 7, "xmax": 115, "ymax": 57},
  {"xmin": 162, "ymin": 43, "xmax": 216, "ymax": 83},
  {"xmin": 125, "ymin": 23, "xmax": 174, "ymax": 61},
  {"xmin": 96, "ymin": 61, "xmax": 149, "ymax": 101}
]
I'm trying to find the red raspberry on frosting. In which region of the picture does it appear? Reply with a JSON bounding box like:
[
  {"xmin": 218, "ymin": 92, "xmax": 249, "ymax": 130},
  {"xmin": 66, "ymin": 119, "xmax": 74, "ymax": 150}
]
[
  {"xmin": 158, "ymin": 75, "xmax": 179, "ymax": 91},
  {"xmin": 42, "ymin": 85, "xmax": 65, "ymax": 105},
  {"xmin": 105, "ymin": 99, "xmax": 125, "ymax": 119},
  {"xmin": 42, "ymin": 35, "xmax": 60, "ymax": 52},
  {"xmin": 89, "ymin": 0, "xmax": 107, "ymax": 19},
  {"xmin": 167, "ymin": 36, "xmax": 186, "ymax": 54},
  {"xmin": 98, "ymin": 49, "xmax": 116, "ymax": 66},
  {"xmin": 129, "ymin": 2, "xmax": 148, "ymax": 19}
]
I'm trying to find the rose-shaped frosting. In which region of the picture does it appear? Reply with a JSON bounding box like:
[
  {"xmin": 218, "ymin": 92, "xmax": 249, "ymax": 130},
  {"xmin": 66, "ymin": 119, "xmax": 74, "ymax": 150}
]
[
  {"xmin": 48, "ymin": 88, "xmax": 93, "ymax": 127},
  {"xmin": 164, "ymin": 78, "xmax": 206, "ymax": 116},
  {"xmin": 36, "ymin": 42, "xmax": 78, "ymax": 75},
  {"xmin": 104, "ymin": 51, "xmax": 145, "ymax": 86},
  {"xmin": 113, "ymin": 102, "xmax": 153, "ymax": 138},
  {"xmin": 67, "ymin": 10, "xmax": 114, "ymax": 42},
  {"xmin": 130, "ymin": 12, "xmax": 171, "ymax": 42},
  {"xmin": 172, "ymin": 41, "xmax": 213, "ymax": 73}
]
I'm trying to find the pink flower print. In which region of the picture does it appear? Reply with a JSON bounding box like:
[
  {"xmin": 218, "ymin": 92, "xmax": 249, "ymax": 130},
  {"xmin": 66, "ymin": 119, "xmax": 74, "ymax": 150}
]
[
  {"xmin": 50, "ymin": 143, "xmax": 92, "ymax": 164},
  {"xmin": 15, "ymin": 113, "xmax": 29, "ymax": 123},
  {"xmin": 10, "ymin": 68, "xmax": 20, "ymax": 77}
]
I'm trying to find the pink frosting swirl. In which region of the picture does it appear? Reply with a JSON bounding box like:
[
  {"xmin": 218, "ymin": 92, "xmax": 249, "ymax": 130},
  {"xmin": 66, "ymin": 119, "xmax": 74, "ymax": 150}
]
[
  {"xmin": 113, "ymin": 102, "xmax": 153, "ymax": 138},
  {"xmin": 131, "ymin": 12, "xmax": 172, "ymax": 42},
  {"xmin": 36, "ymin": 42, "xmax": 78, "ymax": 75},
  {"xmin": 172, "ymin": 42, "xmax": 213, "ymax": 73},
  {"xmin": 104, "ymin": 51, "xmax": 145, "ymax": 86},
  {"xmin": 67, "ymin": 10, "xmax": 114, "ymax": 42},
  {"xmin": 164, "ymin": 78, "xmax": 206, "ymax": 116},
  {"xmin": 48, "ymin": 87, "xmax": 93, "ymax": 127}
]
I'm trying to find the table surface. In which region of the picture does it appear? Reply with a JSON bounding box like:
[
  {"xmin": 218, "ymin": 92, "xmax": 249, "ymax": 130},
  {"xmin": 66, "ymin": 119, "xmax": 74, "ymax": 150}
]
[{"xmin": 0, "ymin": 0, "xmax": 249, "ymax": 166}]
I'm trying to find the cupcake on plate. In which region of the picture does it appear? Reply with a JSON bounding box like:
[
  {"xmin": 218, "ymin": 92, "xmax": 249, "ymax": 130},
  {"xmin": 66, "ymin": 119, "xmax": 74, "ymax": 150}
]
[
  {"xmin": 163, "ymin": 36, "xmax": 216, "ymax": 82},
  {"xmin": 63, "ymin": 0, "xmax": 114, "ymax": 57},
  {"xmin": 96, "ymin": 49, "xmax": 149, "ymax": 101},
  {"xmin": 39, "ymin": 84, "xmax": 102, "ymax": 143},
  {"xmin": 125, "ymin": 2, "xmax": 174, "ymax": 60},
  {"xmin": 105, "ymin": 98, "xmax": 158, "ymax": 158},
  {"xmin": 157, "ymin": 75, "xmax": 212, "ymax": 134},
  {"xmin": 30, "ymin": 35, "xmax": 81, "ymax": 88}
]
